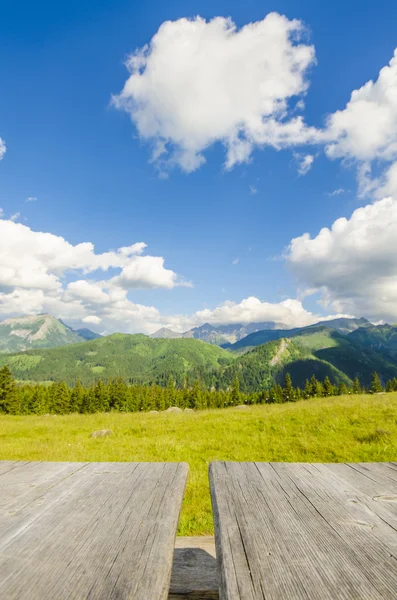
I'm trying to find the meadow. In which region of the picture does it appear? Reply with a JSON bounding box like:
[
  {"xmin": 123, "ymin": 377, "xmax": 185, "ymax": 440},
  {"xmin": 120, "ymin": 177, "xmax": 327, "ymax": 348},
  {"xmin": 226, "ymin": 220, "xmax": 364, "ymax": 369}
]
[{"xmin": 1, "ymin": 392, "xmax": 397, "ymax": 535}]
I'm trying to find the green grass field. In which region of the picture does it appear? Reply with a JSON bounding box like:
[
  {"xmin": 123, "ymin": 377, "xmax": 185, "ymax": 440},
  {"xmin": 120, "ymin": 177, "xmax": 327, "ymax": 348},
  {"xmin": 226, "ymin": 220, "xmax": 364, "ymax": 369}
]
[{"xmin": 1, "ymin": 393, "xmax": 397, "ymax": 535}]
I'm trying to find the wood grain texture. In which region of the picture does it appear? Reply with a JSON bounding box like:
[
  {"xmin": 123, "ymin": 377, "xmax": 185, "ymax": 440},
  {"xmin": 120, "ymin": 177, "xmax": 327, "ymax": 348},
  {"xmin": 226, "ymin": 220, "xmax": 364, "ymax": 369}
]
[
  {"xmin": 170, "ymin": 536, "xmax": 218, "ymax": 599},
  {"xmin": 0, "ymin": 460, "xmax": 188, "ymax": 599},
  {"xmin": 209, "ymin": 462, "xmax": 397, "ymax": 600}
]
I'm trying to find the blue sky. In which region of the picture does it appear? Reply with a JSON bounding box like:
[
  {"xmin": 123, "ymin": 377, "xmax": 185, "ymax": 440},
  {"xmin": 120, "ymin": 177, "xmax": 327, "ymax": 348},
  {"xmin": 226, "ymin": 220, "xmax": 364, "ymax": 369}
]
[{"xmin": 1, "ymin": 0, "xmax": 397, "ymax": 333}]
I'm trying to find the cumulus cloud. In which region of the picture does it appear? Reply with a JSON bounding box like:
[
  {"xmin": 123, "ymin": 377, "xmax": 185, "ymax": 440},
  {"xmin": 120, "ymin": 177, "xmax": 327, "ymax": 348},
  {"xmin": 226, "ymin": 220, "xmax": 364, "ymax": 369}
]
[
  {"xmin": 326, "ymin": 50, "xmax": 397, "ymax": 163},
  {"xmin": 82, "ymin": 315, "xmax": 102, "ymax": 325},
  {"xmin": 113, "ymin": 13, "xmax": 320, "ymax": 172},
  {"xmin": 294, "ymin": 152, "xmax": 315, "ymax": 175},
  {"xmin": 192, "ymin": 297, "xmax": 321, "ymax": 328},
  {"xmin": 0, "ymin": 221, "xmax": 185, "ymax": 292},
  {"xmin": 0, "ymin": 138, "xmax": 6, "ymax": 160},
  {"xmin": 0, "ymin": 218, "xmax": 188, "ymax": 334},
  {"xmin": 285, "ymin": 196, "xmax": 397, "ymax": 322}
]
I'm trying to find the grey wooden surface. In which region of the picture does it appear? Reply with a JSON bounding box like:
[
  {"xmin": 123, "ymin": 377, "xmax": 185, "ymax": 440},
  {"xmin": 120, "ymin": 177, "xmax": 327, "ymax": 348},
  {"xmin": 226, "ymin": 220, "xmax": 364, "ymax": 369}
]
[
  {"xmin": 209, "ymin": 462, "xmax": 397, "ymax": 599},
  {"xmin": 0, "ymin": 460, "xmax": 188, "ymax": 600},
  {"xmin": 169, "ymin": 536, "xmax": 219, "ymax": 599}
]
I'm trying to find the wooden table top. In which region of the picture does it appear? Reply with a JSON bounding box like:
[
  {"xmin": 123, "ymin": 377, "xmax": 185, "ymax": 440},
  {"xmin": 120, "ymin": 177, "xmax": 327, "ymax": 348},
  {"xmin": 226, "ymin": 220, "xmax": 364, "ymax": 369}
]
[
  {"xmin": 0, "ymin": 460, "xmax": 188, "ymax": 600},
  {"xmin": 210, "ymin": 462, "xmax": 397, "ymax": 599}
]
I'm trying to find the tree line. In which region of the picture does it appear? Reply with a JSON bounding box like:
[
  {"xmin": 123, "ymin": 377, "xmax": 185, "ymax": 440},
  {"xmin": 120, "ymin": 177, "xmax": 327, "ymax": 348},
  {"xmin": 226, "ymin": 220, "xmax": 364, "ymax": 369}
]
[{"xmin": 0, "ymin": 366, "xmax": 394, "ymax": 415}]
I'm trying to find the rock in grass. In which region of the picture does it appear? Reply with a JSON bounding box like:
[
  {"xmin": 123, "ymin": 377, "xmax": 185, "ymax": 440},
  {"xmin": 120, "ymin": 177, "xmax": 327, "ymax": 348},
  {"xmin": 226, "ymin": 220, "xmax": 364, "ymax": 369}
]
[
  {"xmin": 165, "ymin": 406, "xmax": 183, "ymax": 413},
  {"xmin": 149, "ymin": 410, "xmax": 159, "ymax": 414},
  {"xmin": 90, "ymin": 429, "xmax": 113, "ymax": 438},
  {"xmin": 184, "ymin": 408, "xmax": 194, "ymax": 413}
]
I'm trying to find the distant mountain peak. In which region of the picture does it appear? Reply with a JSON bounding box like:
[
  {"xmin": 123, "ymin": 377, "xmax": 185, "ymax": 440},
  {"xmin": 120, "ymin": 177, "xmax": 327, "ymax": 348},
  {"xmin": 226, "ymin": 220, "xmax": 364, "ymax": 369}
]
[
  {"xmin": 150, "ymin": 328, "xmax": 182, "ymax": 339},
  {"xmin": 0, "ymin": 314, "xmax": 101, "ymax": 353}
]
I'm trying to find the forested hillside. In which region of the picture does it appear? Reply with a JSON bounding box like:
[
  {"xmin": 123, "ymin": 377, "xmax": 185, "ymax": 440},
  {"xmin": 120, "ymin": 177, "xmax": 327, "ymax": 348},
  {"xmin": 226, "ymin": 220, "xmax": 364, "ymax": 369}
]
[
  {"xmin": 2, "ymin": 324, "xmax": 397, "ymax": 391},
  {"xmin": 0, "ymin": 334, "xmax": 233, "ymax": 387}
]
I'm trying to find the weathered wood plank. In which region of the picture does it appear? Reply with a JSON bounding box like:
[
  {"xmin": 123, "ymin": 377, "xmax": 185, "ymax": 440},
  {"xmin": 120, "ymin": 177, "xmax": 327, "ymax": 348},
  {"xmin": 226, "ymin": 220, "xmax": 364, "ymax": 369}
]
[
  {"xmin": 169, "ymin": 536, "xmax": 219, "ymax": 599},
  {"xmin": 0, "ymin": 460, "xmax": 188, "ymax": 599},
  {"xmin": 210, "ymin": 462, "xmax": 397, "ymax": 600}
]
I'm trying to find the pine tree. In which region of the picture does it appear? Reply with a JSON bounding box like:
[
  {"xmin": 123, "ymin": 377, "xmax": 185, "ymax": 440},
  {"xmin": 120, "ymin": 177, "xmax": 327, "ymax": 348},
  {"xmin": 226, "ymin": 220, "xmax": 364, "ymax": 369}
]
[
  {"xmin": 386, "ymin": 379, "xmax": 394, "ymax": 392},
  {"xmin": 109, "ymin": 377, "xmax": 128, "ymax": 412},
  {"xmin": 0, "ymin": 366, "xmax": 20, "ymax": 414},
  {"xmin": 30, "ymin": 385, "xmax": 48, "ymax": 415},
  {"xmin": 309, "ymin": 375, "xmax": 318, "ymax": 397},
  {"xmin": 371, "ymin": 372, "xmax": 383, "ymax": 393},
  {"xmin": 231, "ymin": 375, "xmax": 241, "ymax": 405},
  {"xmin": 323, "ymin": 376, "xmax": 334, "ymax": 397},
  {"xmin": 70, "ymin": 380, "xmax": 85, "ymax": 413},
  {"xmin": 315, "ymin": 380, "xmax": 324, "ymax": 397},
  {"xmin": 303, "ymin": 379, "xmax": 311, "ymax": 399},
  {"xmin": 94, "ymin": 379, "xmax": 110, "ymax": 412},
  {"xmin": 338, "ymin": 382, "xmax": 348, "ymax": 395},
  {"xmin": 51, "ymin": 382, "xmax": 71, "ymax": 414},
  {"xmin": 283, "ymin": 373, "xmax": 294, "ymax": 402},
  {"xmin": 352, "ymin": 377, "xmax": 361, "ymax": 394}
]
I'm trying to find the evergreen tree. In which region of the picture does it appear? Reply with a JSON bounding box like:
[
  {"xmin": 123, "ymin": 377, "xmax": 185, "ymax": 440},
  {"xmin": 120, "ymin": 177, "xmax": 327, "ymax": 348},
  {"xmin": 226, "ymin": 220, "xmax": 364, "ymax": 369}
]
[
  {"xmin": 352, "ymin": 377, "xmax": 361, "ymax": 394},
  {"xmin": 70, "ymin": 380, "xmax": 85, "ymax": 413},
  {"xmin": 51, "ymin": 382, "xmax": 71, "ymax": 414},
  {"xmin": 109, "ymin": 377, "xmax": 128, "ymax": 411},
  {"xmin": 303, "ymin": 379, "xmax": 311, "ymax": 399},
  {"xmin": 30, "ymin": 385, "xmax": 48, "ymax": 415},
  {"xmin": 309, "ymin": 375, "xmax": 318, "ymax": 397},
  {"xmin": 231, "ymin": 375, "xmax": 241, "ymax": 405},
  {"xmin": 323, "ymin": 376, "xmax": 334, "ymax": 397},
  {"xmin": 283, "ymin": 373, "xmax": 294, "ymax": 402},
  {"xmin": 338, "ymin": 382, "xmax": 348, "ymax": 395},
  {"xmin": 315, "ymin": 380, "xmax": 324, "ymax": 397},
  {"xmin": 94, "ymin": 379, "xmax": 110, "ymax": 412},
  {"xmin": 386, "ymin": 379, "xmax": 394, "ymax": 392},
  {"xmin": 371, "ymin": 372, "xmax": 383, "ymax": 393},
  {"xmin": 0, "ymin": 366, "xmax": 20, "ymax": 414}
]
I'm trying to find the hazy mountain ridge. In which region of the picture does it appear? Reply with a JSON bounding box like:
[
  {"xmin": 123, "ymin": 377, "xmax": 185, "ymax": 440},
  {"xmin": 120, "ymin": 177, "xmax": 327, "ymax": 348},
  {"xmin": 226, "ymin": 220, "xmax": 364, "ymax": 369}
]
[
  {"xmin": 151, "ymin": 321, "xmax": 285, "ymax": 346},
  {"xmin": 229, "ymin": 318, "xmax": 374, "ymax": 351},
  {"xmin": 0, "ymin": 314, "xmax": 101, "ymax": 353}
]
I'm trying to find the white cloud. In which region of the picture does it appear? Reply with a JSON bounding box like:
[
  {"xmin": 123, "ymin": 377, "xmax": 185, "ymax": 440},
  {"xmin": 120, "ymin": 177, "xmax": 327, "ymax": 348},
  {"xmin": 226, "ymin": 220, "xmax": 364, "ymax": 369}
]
[
  {"xmin": 10, "ymin": 212, "xmax": 20, "ymax": 222},
  {"xmin": 0, "ymin": 221, "xmax": 184, "ymax": 292},
  {"xmin": 111, "ymin": 255, "xmax": 187, "ymax": 289},
  {"xmin": 325, "ymin": 50, "xmax": 397, "ymax": 163},
  {"xmin": 192, "ymin": 297, "xmax": 321, "ymax": 328},
  {"xmin": 285, "ymin": 196, "xmax": 397, "ymax": 322},
  {"xmin": 0, "ymin": 218, "xmax": 188, "ymax": 334},
  {"xmin": 26, "ymin": 197, "xmax": 37, "ymax": 202},
  {"xmin": 113, "ymin": 13, "xmax": 319, "ymax": 172},
  {"xmin": 232, "ymin": 258, "xmax": 239, "ymax": 265},
  {"xmin": 327, "ymin": 188, "xmax": 345, "ymax": 197},
  {"xmin": 249, "ymin": 185, "xmax": 258, "ymax": 195},
  {"xmin": 294, "ymin": 152, "xmax": 315, "ymax": 176},
  {"xmin": 82, "ymin": 315, "xmax": 102, "ymax": 325},
  {"xmin": 0, "ymin": 138, "xmax": 6, "ymax": 160}
]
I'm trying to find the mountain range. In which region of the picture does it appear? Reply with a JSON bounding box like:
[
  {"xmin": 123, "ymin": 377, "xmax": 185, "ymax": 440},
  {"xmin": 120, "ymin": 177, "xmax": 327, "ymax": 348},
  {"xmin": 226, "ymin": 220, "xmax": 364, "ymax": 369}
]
[
  {"xmin": 0, "ymin": 314, "xmax": 101, "ymax": 353},
  {"xmin": 1, "ymin": 315, "xmax": 397, "ymax": 390},
  {"xmin": 151, "ymin": 321, "xmax": 283, "ymax": 346}
]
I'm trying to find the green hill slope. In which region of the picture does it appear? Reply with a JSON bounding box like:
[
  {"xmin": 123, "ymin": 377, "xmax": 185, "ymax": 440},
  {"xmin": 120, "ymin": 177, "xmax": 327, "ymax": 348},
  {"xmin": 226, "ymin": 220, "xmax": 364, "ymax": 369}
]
[
  {"xmin": 0, "ymin": 333, "xmax": 234, "ymax": 386},
  {"xmin": 225, "ymin": 327, "xmax": 397, "ymax": 390},
  {"xmin": 348, "ymin": 324, "xmax": 397, "ymax": 359}
]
